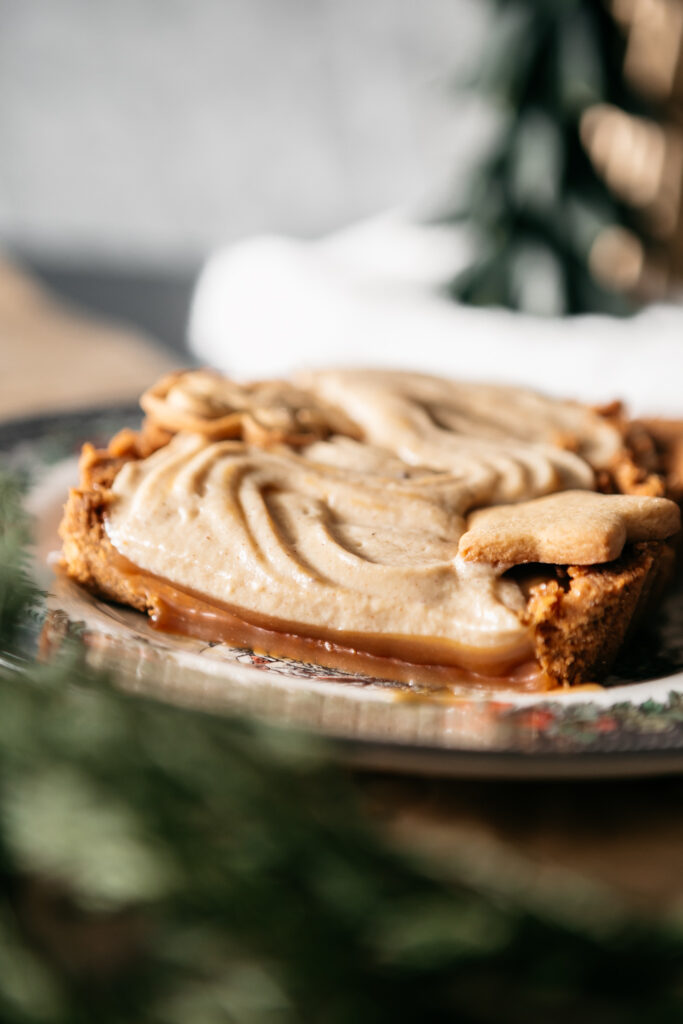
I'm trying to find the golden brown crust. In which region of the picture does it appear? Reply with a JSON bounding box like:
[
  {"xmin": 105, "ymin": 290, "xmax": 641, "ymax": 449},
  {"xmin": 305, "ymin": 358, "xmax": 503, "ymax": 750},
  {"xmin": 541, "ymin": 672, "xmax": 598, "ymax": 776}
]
[
  {"xmin": 60, "ymin": 479, "xmax": 150, "ymax": 616},
  {"xmin": 59, "ymin": 420, "xmax": 173, "ymax": 615},
  {"xmin": 593, "ymin": 400, "xmax": 666, "ymax": 497},
  {"xmin": 59, "ymin": 388, "xmax": 683, "ymax": 688},
  {"xmin": 636, "ymin": 418, "xmax": 683, "ymax": 502},
  {"xmin": 524, "ymin": 541, "xmax": 674, "ymax": 687}
]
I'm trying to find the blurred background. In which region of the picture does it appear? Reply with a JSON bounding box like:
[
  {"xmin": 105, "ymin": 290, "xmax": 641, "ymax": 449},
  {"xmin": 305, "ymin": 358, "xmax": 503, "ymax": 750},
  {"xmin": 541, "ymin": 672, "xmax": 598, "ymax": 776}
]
[
  {"xmin": 5, "ymin": 0, "xmax": 683, "ymax": 358},
  {"xmin": 0, "ymin": 0, "xmax": 486, "ymax": 349}
]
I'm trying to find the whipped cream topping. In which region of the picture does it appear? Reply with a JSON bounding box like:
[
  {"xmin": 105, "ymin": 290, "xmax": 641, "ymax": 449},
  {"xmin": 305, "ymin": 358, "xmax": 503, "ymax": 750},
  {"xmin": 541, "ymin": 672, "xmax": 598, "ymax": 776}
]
[
  {"xmin": 104, "ymin": 369, "xmax": 667, "ymax": 668},
  {"xmin": 297, "ymin": 370, "xmax": 623, "ymax": 502}
]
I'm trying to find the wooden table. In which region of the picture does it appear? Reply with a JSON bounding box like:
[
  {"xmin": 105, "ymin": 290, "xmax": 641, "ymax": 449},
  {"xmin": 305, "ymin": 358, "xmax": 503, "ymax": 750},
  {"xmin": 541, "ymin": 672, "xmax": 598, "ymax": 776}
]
[
  {"xmin": 3, "ymin": 258, "xmax": 682, "ymax": 917},
  {"xmin": 0, "ymin": 258, "xmax": 176, "ymax": 420}
]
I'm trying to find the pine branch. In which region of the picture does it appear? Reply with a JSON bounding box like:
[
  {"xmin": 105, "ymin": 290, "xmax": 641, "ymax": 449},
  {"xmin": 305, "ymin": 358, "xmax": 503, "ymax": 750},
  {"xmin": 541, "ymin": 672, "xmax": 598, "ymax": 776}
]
[
  {"xmin": 0, "ymin": 471, "xmax": 43, "ymax": 654},
  {"xmin": 0, "ymin": 469, "xmax": 682, "ymax": 1021},
  {"xmin": 449, "ymin": 0, "xmax": 659, "ymax": 315}
]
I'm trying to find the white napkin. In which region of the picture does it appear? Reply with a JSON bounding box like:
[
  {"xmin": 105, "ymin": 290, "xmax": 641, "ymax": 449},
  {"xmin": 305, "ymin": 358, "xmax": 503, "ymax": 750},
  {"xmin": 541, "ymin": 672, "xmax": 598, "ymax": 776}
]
[{"xmin": 189, "ymin": 214, "xmax": 683, "ymax": 416}]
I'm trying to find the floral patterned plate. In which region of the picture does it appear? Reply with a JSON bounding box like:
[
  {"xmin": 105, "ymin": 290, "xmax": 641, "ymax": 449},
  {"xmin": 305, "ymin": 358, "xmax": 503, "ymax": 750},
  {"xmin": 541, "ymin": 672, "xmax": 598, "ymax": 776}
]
[{"xmin": 6, "ymin": 405, "xmax": 683, "ymax": 778}]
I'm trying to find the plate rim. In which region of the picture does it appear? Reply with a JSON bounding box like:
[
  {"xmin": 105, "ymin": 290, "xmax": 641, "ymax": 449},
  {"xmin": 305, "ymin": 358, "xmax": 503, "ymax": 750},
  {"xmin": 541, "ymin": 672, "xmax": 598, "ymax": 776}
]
[{"xmin": 7, "ymin": 403, "xmax": 683, "ymax": 778}]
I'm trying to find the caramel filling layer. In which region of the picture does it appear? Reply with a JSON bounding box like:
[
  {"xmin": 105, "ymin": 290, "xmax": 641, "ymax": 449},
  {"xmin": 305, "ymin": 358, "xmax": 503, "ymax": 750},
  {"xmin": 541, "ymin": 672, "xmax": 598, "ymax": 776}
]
[{"xmin": 102, "ymin": 546, "xmax": 549, "ymax": 693}]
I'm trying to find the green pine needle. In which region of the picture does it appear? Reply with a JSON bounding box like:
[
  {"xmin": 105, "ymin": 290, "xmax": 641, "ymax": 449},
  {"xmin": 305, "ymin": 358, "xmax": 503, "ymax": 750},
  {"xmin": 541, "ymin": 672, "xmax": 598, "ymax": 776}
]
[{"xmin": 0, "ymin": 471, "xmax": 43, "ymax": 653}]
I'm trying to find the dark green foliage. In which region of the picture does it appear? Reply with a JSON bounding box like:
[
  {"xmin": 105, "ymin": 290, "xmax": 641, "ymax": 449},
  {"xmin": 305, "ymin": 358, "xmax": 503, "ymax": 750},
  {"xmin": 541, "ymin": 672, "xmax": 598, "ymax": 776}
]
[
  {"xmin": 0, "ymin": 473, "xmax": 43, "ymax": 658},
  {"xmin": 0, "ymin": 470, "xmax": 682, "ymax": 1022},
  {"xmin": 450, "ymin": 0, "xmax": 654, "ymax": 315}
]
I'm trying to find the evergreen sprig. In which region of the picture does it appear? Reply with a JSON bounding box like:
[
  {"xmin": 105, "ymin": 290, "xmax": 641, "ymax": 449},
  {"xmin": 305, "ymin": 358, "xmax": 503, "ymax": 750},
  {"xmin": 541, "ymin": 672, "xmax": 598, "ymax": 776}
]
[
  {"xmin": 0, "ymin": 473, "xmax": 42, "ymax": 652},
  {"xmin": 449, "ymin": 0, "xmax": 655, "ymax": 315},
  {"xmin": 0, "ymin": 469, "xmax": 682, "ymax": 1022}
]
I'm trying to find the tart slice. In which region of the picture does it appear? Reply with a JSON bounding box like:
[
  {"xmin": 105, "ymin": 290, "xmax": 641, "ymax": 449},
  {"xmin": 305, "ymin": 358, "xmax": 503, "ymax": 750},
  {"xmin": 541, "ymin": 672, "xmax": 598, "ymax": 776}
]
[{"xmin": 59, "ymin": 368, "xmax": 681, "ymax": 692}]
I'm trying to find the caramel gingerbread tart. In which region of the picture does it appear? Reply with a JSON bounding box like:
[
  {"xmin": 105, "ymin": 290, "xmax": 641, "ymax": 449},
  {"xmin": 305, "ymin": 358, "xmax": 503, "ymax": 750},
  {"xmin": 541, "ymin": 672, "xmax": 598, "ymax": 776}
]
[{"xmin": 59, "ymin": 369, "xmax": 681, "ymax": 693}]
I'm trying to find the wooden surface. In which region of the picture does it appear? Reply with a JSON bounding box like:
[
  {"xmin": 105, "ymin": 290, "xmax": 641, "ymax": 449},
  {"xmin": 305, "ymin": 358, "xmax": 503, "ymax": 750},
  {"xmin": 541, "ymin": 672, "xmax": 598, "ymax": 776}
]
[
  {"xmin": 3, "ymin": 257, "xmax": 682, "ymax": 917},
  {"xmin": 0, "ymin": 259, "xmax": 175, "ymax": 420},
  {"xmin": 359, "ymin": 772, "xmax": 683, "ymax": 914}
]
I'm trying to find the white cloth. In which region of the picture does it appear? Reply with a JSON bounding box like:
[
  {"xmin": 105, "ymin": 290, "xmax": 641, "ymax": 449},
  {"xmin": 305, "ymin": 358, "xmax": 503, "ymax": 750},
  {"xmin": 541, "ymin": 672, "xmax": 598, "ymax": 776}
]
[{"xmin": 189, "ymin": 214, "xmax": 683, "ymax": 416}]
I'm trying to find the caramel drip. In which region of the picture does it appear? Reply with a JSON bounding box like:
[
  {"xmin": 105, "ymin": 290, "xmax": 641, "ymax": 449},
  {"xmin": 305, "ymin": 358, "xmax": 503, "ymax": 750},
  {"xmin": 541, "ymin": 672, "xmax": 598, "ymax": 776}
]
[{"xmin": 103, "ymin": 547, "xmax": 549, "ymax": 693}]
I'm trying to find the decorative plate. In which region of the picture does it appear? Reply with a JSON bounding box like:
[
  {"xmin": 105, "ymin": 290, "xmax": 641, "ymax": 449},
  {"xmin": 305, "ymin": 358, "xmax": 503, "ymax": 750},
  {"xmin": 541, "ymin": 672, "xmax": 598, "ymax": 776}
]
[{"xmin": 5, "ymin": 405, "xmax": 683, "ymax": 778}]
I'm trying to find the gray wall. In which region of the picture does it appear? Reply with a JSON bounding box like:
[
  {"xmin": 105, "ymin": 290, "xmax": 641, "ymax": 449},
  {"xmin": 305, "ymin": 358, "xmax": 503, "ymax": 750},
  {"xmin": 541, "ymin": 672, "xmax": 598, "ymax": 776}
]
[{"xmin": 0, "ymin": 0, "xmax": 487, "ymax": 265}]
